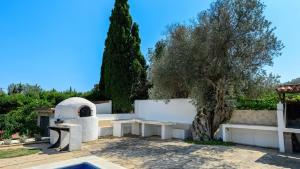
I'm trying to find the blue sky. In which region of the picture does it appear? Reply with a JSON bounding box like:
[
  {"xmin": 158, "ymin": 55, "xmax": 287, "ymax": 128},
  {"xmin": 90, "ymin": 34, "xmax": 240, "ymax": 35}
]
[{"xmin": 0, "ymin": 0, "xmax": 299, "ymax": 92}]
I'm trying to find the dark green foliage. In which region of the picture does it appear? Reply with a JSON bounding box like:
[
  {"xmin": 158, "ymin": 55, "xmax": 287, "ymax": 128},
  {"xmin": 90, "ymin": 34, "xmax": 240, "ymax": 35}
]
[
  {"xmin": 84, "ymin": 84, "xmax": 106, "ymax": 101},
  {"xmin": 99, "ymin": 0, "xmax": 148, "ymax": 113},
  {"xmin": 0, "ymin": 94, "xmax": 28, "ymax": 114},
  {"xmin": 39, "ymin": 89, "xmax": 84, "ymax": 105},
  {"xmin": 236, "ymin": 93, "xmax": 300, "ymax": 110},
  {"xmin": 285, "ymin": 94, "xmax": 300, "ymax": 102},
  {"xmin": 3, "ymin": 100, "xmax": 50, "ymax": 138},
  {"xmin": 0, "ymin": 114, "xmax": 4, "ymax": 131},
  {"xmin": 0, "ymin": 84, "xmax": 86, "ymax": 138},
  {"xmin": 130, "ymin": 23, "xmax": 149, "ymax": 101},
  {"xmin": 99, "ymin": 0, "xmax": 133, "ymax": 112},
  {"xmin": 236, "ymin": 95, "xmax": 278, "ymax": 110}
]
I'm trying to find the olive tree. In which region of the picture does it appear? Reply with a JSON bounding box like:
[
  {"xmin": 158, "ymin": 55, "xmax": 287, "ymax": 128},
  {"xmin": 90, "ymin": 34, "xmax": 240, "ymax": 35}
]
[{"xmin": 150, "ymin": 0, "xmax": 283, "ymax": 140}]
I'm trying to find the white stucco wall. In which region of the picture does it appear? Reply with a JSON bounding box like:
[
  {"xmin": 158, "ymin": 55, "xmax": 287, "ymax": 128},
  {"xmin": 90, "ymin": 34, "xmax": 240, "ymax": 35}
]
[
  {"xmin": 97, "ymin": 99, "xmax": 196, "ymax": 123},
  {"xmin": 225, "ymin": 128, "xmax": 279, "ymax": 148},
  {"xmin": 97, "ymin": 113, "xmax": 137, "ymax": 121},
  {"xmin": 134, "ymin": 99, "xmax": 197, "ymax": 124},
  {"xmin": 96, "ymin": 101, "xmax": 112, "ymax": 114}
]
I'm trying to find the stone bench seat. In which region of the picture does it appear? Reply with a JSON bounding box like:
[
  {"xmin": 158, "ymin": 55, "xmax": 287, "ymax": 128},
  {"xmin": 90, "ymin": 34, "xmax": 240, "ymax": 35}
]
[
  {"xmin": 112, "ymin": 119, "xmax": 176, "ymax": 139},
  {"xmin": 99, "ymin": 126, "xmax": 113, "ymax": 137},
  {"xmin": 222, "ymin": 124, "xmax": 279, "ymax": 148}
]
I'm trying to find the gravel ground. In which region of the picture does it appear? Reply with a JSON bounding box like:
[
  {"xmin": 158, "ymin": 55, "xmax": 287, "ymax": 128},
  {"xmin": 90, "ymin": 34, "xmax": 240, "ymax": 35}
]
[{"xmin": 0, "ymin": 137, "xmax": 299, "ymax": 169}]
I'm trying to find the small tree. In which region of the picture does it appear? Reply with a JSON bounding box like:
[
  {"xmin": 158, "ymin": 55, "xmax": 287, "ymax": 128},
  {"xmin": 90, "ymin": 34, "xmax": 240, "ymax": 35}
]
[{"xmin": 150, "ymin": 0, "xmax": 283, "ymax": 140}]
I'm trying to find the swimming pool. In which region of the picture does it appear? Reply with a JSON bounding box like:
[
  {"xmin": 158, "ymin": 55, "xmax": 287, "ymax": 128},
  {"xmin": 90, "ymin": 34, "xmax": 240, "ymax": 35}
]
[
  {"xmin": 28, "ymin": 156, "xmax": 125, "ymax": 169},
  {"xmin": 58, "ymin": 162, "xmax": 100, "ymax": 169}
]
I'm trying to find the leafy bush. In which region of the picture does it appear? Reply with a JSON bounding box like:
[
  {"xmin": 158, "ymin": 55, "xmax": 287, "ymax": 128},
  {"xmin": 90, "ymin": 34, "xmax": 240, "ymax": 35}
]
[
  {"xmin": 0, "ymin": 84, "xmax": 93, "ymax": 138},
  {"xmin": 236, "ymin": 93, "xmax": 300, "ymax": 110},
  {"xmin": 235, "ymin": 96, "xmax": 278, "ymax": 110},
  {"xmin": 3, "ymin": 99, "xmax": 50, "ymax": 137},
  {"xmin": 0, "ymin": 94, "xmax": 28, "ymax": 114},
  {"xmin": 284, "ymin": 94, "xmax": 300, "ymax": 103}
]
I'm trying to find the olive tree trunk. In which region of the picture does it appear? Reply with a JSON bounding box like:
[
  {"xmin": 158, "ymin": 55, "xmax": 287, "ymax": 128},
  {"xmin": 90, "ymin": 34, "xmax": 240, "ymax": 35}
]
[{"xmin": 192, "ymin": 80, "xmax": 233, "ymax": 141}]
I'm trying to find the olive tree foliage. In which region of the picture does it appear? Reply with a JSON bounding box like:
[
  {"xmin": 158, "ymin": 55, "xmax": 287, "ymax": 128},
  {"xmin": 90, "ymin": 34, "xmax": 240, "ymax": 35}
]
[
  {"xmin": 149, "ymin": 39, "xmax": 190, "ymax": 99},
  {"xmin": 149, "ymin": 0, "xmax": 283, "ymax": 140},
  {"xmin": 241, "ymin": 72, "xmax": 280, "ymax": 99}
]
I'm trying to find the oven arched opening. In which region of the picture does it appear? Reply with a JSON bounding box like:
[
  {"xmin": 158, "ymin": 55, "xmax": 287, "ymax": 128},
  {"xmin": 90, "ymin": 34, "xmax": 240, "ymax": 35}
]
[{"xmin": 78, "ymin": 105, "xmax": 92, "ymax": 117}]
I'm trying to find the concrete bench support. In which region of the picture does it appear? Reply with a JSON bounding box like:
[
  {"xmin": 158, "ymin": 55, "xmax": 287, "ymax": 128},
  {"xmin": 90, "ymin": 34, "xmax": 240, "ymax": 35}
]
[
  {"xmin": 222, "ymin": 124, "xmax": 278, "ymax": 148},
  {"xmin": 141, "ymin": 123, "xmax": 152, "ymax": 137},
  {"xmin": 99, "ymin": 127, "xmax": 113, "ymax": 137},
  {"xmin": 161, "ymin": 125, "xmax": 172, "ymax": 139},
  {"xmin": 131, "ymin": 122, "xmax": 140, "ymax": 135},
  {"xmin": 113, "ymin": 119, "xmax": 175, "ymax": 139},
  {"xmin": 113, "ymin": 123, "xmax": 123, "ymax": 137}
]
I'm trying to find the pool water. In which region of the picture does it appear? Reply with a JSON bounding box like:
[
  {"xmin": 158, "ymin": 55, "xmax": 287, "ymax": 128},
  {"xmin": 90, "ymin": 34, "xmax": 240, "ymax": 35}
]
[{"xmin": 57, "ymin": 162, "xmax": 100, "ymax": 169}]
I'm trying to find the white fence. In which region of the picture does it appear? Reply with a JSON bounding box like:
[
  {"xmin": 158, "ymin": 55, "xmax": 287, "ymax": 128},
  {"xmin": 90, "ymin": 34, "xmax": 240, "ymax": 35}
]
[
  {"xmin": 134, "ymin": 99, "xmax": 197, "ymax": 124},
  {"xmin": 95, "ymin": 101, "xmax": 112, "ymax": 114},
  {"xmin": 97, "ymin": 113, "xmax": 137, "ymax": 120}
]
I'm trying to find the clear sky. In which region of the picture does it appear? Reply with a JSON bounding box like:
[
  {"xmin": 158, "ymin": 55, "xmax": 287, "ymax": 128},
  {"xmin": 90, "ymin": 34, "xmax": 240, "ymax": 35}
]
[{"xmin": 0, "ymin": 0, "xmax": 299, "ymax": 92}]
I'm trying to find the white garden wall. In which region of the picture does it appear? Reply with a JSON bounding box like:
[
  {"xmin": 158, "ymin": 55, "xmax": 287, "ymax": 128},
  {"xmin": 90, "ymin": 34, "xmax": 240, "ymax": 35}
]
[
  {"xmin": 96, "ymin": 99, "xmax": 280, "ymax": 149},
  {"xmin": 95, "ymin": 101, "xmax": 112, "ymax": 114},
  {"xmin": 134, "ymin": 99, "xmax": 197, "ymax": 124},
  {"xmin": 225, "ymin": 128, "xmax": 279, "ymax": 148},
  {"xmin": 97, "ymin": 113, "xmax": 137, "ymax": 120}
]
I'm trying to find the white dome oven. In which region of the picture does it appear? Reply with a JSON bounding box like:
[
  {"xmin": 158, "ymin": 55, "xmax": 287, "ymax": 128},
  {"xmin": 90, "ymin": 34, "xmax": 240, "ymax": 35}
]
[{"xmin": 49, "ymin": 97, "xmax": 98, "ymax": 151}]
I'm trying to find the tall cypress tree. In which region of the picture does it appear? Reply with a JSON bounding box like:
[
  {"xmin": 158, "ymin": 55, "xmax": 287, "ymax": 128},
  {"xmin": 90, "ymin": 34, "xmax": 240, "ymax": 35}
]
[
  {"xmin": 130, "ymin": 23, "xmax": 149, "ymax": 101},
  {"xmin": 99, "ymin": 0, "xmax": 148, "ymax": 113}
]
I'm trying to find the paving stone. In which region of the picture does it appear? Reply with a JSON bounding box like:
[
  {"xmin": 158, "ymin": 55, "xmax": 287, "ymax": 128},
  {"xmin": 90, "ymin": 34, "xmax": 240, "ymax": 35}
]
[{"xmin": 0, "ymin": 137, "xmax": 299, "ymax": 169}]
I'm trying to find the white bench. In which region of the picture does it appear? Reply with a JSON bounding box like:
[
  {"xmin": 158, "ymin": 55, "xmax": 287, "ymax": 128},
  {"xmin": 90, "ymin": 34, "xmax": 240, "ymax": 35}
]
[
  {"xmin": 112, "ymin": 119, "xmax": 176, "ymax": 139},
  {"xmin": 222, "ymin": 124, "xmax": 279, "ymax": 148}
]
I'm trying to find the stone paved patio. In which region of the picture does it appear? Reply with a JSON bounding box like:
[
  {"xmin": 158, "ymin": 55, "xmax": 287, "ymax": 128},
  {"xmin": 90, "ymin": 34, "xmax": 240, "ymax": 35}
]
[{"xmin": 0, "ymin": 137, "xmax": 299, "ymax": 169}]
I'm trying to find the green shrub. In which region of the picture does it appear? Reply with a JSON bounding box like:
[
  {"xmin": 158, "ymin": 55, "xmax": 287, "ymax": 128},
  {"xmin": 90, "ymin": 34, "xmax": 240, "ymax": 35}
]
[
  {"xmin": 235, "ymin": 97, "xmax": 278, "ymax": 110},
  {"xmin": 284, "ymin": 94, "xmax": 300, "ymax": 103},
  {"xmin": 0, "ymin": 85, "xmax": 87, "ymax": 137},
  {"xmin": 3, "ymin": 99, "xmax": 51, "ymax": 137},
  {"xmin": 236, "ymin": 93, "xmax": 300, "ymax": 110}
]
